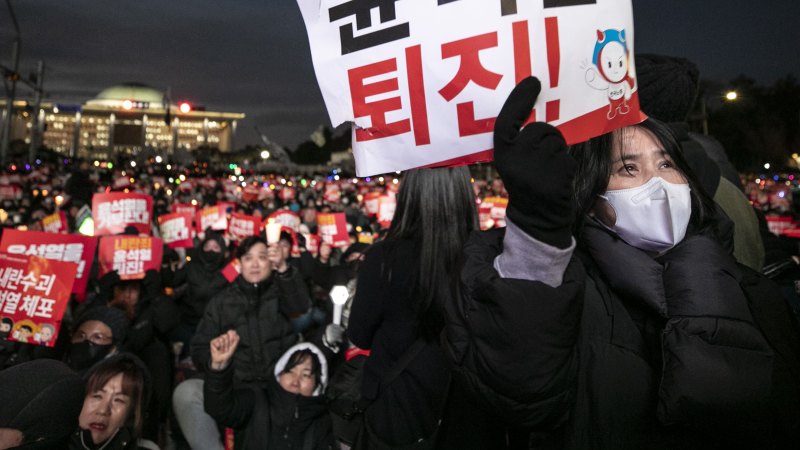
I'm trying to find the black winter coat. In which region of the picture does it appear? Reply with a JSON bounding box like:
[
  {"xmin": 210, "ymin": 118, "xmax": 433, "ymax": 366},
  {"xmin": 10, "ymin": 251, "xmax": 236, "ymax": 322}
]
[
  {"xmin": 442, "ymin": 228, "xmax": 585, "ymax": 447},
  {"xmin": 191, "ymin": 269, "xmax": 311, "ymax": 383},
  {"xmin": 204, "ymin": 359, "xmax": 335, "ymax": 450},
  {"xmin": 566, "ymin": 221, "xmax": 800, "ymax": 449},
  {"xmin": 347, "ymin": 238, "xmax": 451, "ymax": 446},
  {"xmin": 172, "ymin": 235, "xmax": 230, "ymax": 325}
]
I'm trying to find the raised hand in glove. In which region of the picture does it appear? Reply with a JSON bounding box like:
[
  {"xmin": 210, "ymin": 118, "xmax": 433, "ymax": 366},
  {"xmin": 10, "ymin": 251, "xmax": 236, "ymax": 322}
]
[
  {"xmin": 494, "ymin": 76, "xmax": 576, "ymax": 248},
  {"xmin": 322, "ymin": 323, "xmax": 345, "ymax": 352}
]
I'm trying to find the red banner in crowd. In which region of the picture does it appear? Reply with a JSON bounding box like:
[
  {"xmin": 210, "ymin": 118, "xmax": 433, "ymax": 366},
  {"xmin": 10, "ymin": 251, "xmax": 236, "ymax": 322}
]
[
  {"xmin": 267, "ymin": 210, "xmax": 301, "ymax": 232},
  {"xmin": 0, "ymin": 229, "xmax": 97, "ymax": 300},
  {"xmin": 196, "ymin": 205, "xmax": 228, "ymax": 234},
  {"xmin": 280, "ymin": 187, "xmax": 296, "ymax": 202},
  {"xmin": 172, "ymin": 203, "xmax": 198, "ymax": 217},
  {"xmin": 40, "ymin": 211, "xmax": 68, "ymax": 234},
  {"xmin": 364, "ymin": 192, "xmax": 381, "ymax": 217},
  {"xmin": 228, "ymin": 213, "xmax": 261, "ymax": 241},
  {"xmin": 158, "ymin": 213, "xmax": 194, "ymax": 249},
  {"xmin": 323, "ymin": 183, "xmax": 342, "ymax": 204},
  {"xmin": 92, "ymin": 192, "xmax": 153, "ymax": 236},
  {"xmin": 98, "ymin": 236, "xmax": 163, "ymax": 280},
  {"xmin": 303, "ymin": 233, "xmax": 320, "ymax": 257},
  {"xmin": 378, "ymin": 195, "xmax": 396, "ymax": 229},
  {"xmin": 0, "ymin": 252, "xmax": 77, "ymax": 347},
  {"xmin": 484, "ymin": 196, "xmax": 508, "ymax": 227},
  {"xmin": 242, "ymin": 185, "xmax": 260, "ymax": 203},
  {"xmin": 318, "ymin": 213, "xmax": 350, "ymax": 248},
  {"xmin": 0, "ymin": 184, "xmax": 22, "ymax": 201},
  {"xmin": 222, "ymin": 259, "xmax": 241, "ymax": 283},
  {"xmin": 218, "ymin": 201, "xmax": 237, "ymax": 215}
]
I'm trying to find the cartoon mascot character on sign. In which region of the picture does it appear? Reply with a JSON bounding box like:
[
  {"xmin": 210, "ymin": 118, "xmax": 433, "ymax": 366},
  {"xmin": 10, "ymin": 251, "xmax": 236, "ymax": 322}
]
[{"xmin": 585, "ymin": 28, "xmax": 636, "ymax": 119}]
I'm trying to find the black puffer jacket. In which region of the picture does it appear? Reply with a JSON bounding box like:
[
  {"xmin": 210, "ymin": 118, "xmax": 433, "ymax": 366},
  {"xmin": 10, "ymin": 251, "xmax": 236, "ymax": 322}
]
[
  {"xmin": 204, "ymin": 343, "xmax": 335, "ymax": 450},
  {"xmin": 566, "ymin": 220, "xmax": 800, "ymax": 449},
  {"xmin": 443, "ymin": 228, "xmax": 585, "ymax": 434},
  {"xmin": 191, "ymin": 268, "xmax": 311, "ymax": 383}
]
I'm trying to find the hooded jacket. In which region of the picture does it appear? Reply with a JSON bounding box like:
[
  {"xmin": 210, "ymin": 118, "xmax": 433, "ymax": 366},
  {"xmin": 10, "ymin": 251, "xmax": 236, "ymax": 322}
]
[
  {"xmin": 191, "ymin": 268, "xmax": 311, "ymax": 383},
  {"xmin": 172, "ymin": 233, "xmax": 230, "ymax": 325},
  {"xmin": 204, "ymin": 342, "xmax": 335, "ymax": 450},
  {"xmin": 565, "ymin": 219, "xmax": 800, "ymax": 449}
]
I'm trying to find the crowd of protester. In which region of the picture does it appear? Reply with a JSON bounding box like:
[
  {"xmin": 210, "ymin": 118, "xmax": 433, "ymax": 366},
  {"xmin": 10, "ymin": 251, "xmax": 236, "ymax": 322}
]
[{"xmin": 1, "ymin": 53, "xmax": 800, "ymax": 450}]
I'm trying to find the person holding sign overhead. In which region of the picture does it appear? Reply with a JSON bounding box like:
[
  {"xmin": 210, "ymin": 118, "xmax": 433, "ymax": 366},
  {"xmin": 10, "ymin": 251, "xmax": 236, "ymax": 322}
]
[
  {"xmin": 442, "ymin": 77, "xmax": 584, "ymax": 449},
  {"xmin": 564, "ymin": 103, "xmax": 800, "ymax": 448}
]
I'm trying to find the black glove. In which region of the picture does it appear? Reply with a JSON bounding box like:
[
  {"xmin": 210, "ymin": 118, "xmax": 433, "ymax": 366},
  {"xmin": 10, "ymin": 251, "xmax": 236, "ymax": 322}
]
[{"xmin": 494, "ymin": 77, "xmax": 576, "ymax": 248}]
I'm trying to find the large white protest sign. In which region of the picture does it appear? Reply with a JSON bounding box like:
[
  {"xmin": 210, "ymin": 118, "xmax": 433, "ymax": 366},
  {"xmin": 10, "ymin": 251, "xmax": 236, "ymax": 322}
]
[{"xmin": 298, "ymin": 0, "xmax": 645, "ymax": 176}]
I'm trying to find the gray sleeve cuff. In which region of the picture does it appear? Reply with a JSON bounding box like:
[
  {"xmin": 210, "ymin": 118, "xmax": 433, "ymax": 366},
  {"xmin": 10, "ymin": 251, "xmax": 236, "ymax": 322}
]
[{"xmin": 493, "ymin": 218, "xmax": 575, "ymax": 287}]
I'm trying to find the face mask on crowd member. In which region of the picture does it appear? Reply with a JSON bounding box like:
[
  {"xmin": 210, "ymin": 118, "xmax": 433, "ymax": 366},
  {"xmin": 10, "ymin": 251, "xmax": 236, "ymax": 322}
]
[
  {"xmin": 199, "ymin": 234, "xmax": 226, "ymax": 268},
  {"xmin": 236, "ymin": 237, "xmax": 272, "ymax": 284},
  {"xmin": 68, "ymin": 307, "xmax": 129, "ymax": 373},
  {"xmin": 594, "ymin": 126, "xmax": 691, "ymax": 254}
]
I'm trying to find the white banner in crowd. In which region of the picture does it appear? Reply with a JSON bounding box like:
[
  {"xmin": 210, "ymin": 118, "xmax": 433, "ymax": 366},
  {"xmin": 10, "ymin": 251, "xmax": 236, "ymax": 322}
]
[{"xmin": 298, "ymin": 0, "xmax": 645, "ymax": 176}]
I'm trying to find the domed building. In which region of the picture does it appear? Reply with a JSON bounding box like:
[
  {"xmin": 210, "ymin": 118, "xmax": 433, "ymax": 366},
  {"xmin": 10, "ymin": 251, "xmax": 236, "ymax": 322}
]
[{"xmin": 11, "ymin": 82, "xmax": 244, "ymax": 158}]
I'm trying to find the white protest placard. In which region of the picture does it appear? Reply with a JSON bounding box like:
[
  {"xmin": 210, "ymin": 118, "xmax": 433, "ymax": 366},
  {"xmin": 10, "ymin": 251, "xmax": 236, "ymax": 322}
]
[{"xmin": 298, "ymin": 0, "xmax": 645, "ymax": 176}]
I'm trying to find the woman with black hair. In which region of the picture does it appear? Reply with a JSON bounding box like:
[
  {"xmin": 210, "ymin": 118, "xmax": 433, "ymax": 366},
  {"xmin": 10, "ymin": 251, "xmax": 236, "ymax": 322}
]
[
  {"xmin": 203, "ymin": 330, "xmax": 335, "ymax": 449},
  {"xmin": 565, "ymin": 115, "xmax": 800, "ymax": 448},
  {"xmin": 69, "ymin": 353, "xmax": 154, "ymax": 450},
  {"xmin": 347, "ymin": 166, "xmax": 478, "ymax": 447}
]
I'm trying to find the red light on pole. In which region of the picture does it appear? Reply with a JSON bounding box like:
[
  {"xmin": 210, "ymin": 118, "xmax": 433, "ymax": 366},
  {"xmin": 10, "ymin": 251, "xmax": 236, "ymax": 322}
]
[{"xmin": 179, "ymin": 102, "xmax": 192, "ymax": 113}]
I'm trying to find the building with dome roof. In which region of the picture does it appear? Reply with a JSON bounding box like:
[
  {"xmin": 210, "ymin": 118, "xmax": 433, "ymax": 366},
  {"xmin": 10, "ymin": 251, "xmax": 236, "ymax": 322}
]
[{"xmin": 4, "ymin": 82, "xmax": 245, "ymax": 158}]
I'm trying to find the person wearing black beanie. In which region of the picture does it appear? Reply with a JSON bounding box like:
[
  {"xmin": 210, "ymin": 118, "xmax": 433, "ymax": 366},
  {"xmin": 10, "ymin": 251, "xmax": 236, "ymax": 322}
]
[
  {"xmin": 0, "ymin": 359, "xmax": 85, "ymax": 449},
  {"xmin": 66, "ymin": 306, "xmax": 130, "ymax": 374}
]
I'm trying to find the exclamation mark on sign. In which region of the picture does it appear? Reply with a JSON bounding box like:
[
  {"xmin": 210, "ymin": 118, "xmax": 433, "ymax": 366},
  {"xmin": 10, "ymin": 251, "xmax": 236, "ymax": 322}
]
[{"xmin": 544, "ymin": 16, "xmax": 560, "ymax": 123}]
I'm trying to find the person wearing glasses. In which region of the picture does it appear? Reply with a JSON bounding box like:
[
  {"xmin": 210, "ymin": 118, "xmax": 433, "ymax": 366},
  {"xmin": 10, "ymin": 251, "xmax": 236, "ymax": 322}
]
[{"xmin": 67, "ymin": 306, "xmax": 130, "ymax": 374}]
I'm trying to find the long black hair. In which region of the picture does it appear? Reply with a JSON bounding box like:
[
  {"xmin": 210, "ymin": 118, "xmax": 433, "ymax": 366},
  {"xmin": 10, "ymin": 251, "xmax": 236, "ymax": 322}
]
[
  {"xmin": 569, "ymin": 118, "xmax": 717, "ymax": 235},
  {"xmin": 386, "ymin": 166, "xmax": 477, "ymax": 339}
]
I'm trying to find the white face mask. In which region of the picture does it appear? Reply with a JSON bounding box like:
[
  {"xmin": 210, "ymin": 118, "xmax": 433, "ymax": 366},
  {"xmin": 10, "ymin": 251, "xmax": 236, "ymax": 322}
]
[{"xmin": 599, "ymin": 177, "xmax": 692, "ymax": 254}]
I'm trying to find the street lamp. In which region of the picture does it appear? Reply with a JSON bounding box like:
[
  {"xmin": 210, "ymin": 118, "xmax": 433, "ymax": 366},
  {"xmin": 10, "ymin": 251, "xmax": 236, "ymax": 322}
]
[
  {"xmin": 260, "ymin": 150, "xmax": 270, "ymax": 159},
  {"xmin": 330, "ymin": 285, "xmax": 349, "ymax": 325},
  {"xmin": 725, "ymin": 91, "xmax": 738, "ymax": 101}
]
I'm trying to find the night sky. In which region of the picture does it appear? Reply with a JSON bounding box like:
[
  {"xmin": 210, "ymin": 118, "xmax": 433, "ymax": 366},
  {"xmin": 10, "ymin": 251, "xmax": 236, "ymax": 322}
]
[{"xmin": 2, "ymin": 0, "xmax": 798, "ymax": 149}]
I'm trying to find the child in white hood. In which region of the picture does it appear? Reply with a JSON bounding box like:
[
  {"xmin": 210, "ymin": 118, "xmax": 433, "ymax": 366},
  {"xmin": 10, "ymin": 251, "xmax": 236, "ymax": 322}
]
[{"xmin": 204, "ymin": 330, "xmax": 335, "ymax": 450}]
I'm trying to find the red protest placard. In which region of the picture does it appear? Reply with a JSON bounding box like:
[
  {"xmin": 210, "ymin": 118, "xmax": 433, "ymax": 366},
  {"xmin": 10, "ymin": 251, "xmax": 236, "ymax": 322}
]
[
  {"xmin": 172, "ymin": 203, "xmax": 198, "ymax": 217},
  {"xmin": 0, "ymin": 184, "xmax": 22, "ymax": 201},
  {"xmin": 98, "ymin": 236, "xmax": 164, "ymax": 280},
  {"xmin": 40, "ymin": 211, "xmax": 68, "ymax": 234},
  {"xmin": 266, "ymin": 210, "xmax": 301, "ymax": 232},
  {"xmin": 484, "ymin": 196, "xmax": 508, "ymax": 227},
  {"xmin": 479, "ymin": 202, "xmax": 494, "ymax": 231},
  {"xmin": 303, "ymin": 233, "xmax": 320, "ymax": 257},
  {"xmin": 196, "ymin": 205, "xmax": 228, "ymax": 234},
  {"xmin": 218, "ymin": 201, "xmax": 237, "ymax": 215},
  {"xmin": 158, "ymin": 213, "xmax": 194, "ymax": 249},
  {"xmin": 92, "ymin": 192, "xmax": 153, "ymax": 236},
  {"xmin": 377, "ymin": 195, "xmax": 396, "ymax": 229},
  {"xmin": 222, "ymin": 259, "xmax": 241, "ymax": 283},
  {"xmin": 280, "ymin": 187, "xmax": 296, "ymax": 202},
  {"xmin": 317, "ymin": 213, "xmax": 350, "ymax": 248},
  {"xmin": 228, "ymin": 213, "xmax": 261, "ymax": 241},
  {"xmin": 323, "ymin": 183, "xmax": 342, "ymax": 204},
  {"xmin": 364, "ymin": 192, "xmax": 381, "ymax": 217},
  {"xmin": 0, "ymin": 252, "xmax": 77, "ymax": 347},
  {"xmin": 0, "ymin": 229, "xmax": 97, "ymax": 301},
  {"xmin": 242, "ymin": 185, "xmax": 260, "ymax": 203}
]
